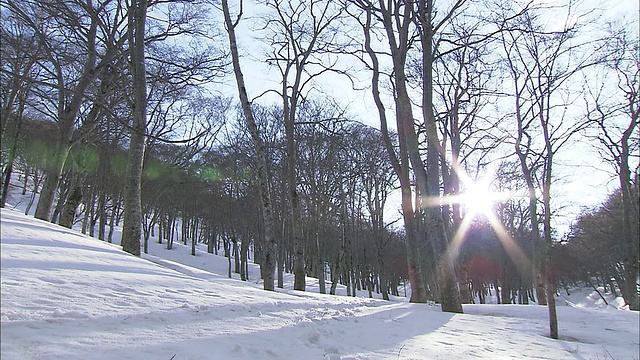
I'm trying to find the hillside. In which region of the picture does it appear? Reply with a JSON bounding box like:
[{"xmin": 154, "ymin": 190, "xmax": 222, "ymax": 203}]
[{"xmin": 1, "ymin": 208, "xmax": 638, "ymax": 359}]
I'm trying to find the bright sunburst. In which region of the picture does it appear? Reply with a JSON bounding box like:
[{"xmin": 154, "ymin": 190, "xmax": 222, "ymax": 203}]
[
  {"xmin": 459, "ymin": 177, "xmax": 500, "ymax": 218},
  {"xmin": 437, "ymin": 164, "xmax": 531, "ymax": 270},
  {"xmin": 436, "ymin": 166, "xmax": 510, "ymax": 220}
]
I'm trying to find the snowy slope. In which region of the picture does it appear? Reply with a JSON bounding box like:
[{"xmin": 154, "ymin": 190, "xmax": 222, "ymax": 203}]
[{"xmin": 1, "ymin": 208, "xmax": 639, "ymax": 360}]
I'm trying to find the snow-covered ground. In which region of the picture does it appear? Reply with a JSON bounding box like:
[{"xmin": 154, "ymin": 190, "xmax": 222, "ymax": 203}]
[{"xmin": 1, "ymin": 206, "xmax": 639, "ymax": 359}]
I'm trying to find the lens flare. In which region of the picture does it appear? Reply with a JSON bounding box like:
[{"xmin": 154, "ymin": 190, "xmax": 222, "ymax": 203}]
[{"xmin": 428, "ymin": 163, "xmax": 532, "ymax": 272}]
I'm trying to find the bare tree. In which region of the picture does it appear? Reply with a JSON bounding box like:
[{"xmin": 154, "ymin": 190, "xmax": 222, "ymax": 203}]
[
  {"xmin": 500, "ymin": 3, "xmax": 603, "ymax": 338},
  {"xmin": 584, "ymin": 23, "xmax": 639, "ymax": 310},
  {"xmin": 0, "ymin": 12, "xmax": 45, "ymax": 207},
  {"xmin": 221, "ymin": 0, "xmax": 277, "ymax": 290},
  {"xmin": 350, "ymin": 124, "xmax": 397, "ymax": 300},
  {"xmin": 349, "ymin": 0, "xmax": 463, "ymax": 311},
  {"xmin": 349, "ymin": 0, "xmax": 429, "ymax": 304},
  {"xmin": 3, "ymin": 0, "xmax": 127, "ymax": 222},
  {"xmin": 120, "ymin": 0, "xmax": 227, "ymax": 256},
  {"xmin": 257, "ymin": 0, "xmax": 347, "ymax": 291},
  {"xmin": 121, "ymin": 0, "xmax": 148, "ymax": 256},
  {"xmin": 414, "ymin": 0, "xmax": 469, "ymax": 313}
]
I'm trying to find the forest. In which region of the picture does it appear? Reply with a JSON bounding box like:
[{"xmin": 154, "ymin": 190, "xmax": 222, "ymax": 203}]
[{"xmin": 0, "ymin": 0, "xmax": 638, "ymax": 341}]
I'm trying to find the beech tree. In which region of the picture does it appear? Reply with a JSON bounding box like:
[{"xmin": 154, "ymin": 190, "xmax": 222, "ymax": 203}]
[
  {"xmin": 349, "ymin": 124, "xmax": 397, "ymax": 300},
  {"xmin": 221, "ymin": 0, "xmax": 278, "ymax": 290},
  {"xmin": 296, "ymin": 102, "xmax": 347, "ymax": 294},
  {"xmin": 0, "ymin": 12, "xmax": 45, "ymax": 208},
  {"xmin": 349, "ymin": 0, "xmax": 463, "ymax": 311},
  {"xmin": 562, "ymin": 181, "xmax": 639, "ymax": 306},
  {"xmin": 121, "ymin": 0, "xmax": 148, "ymax": 256},
  {"xmin": 349, "ymin": 0, "xmax": 427, "ymax": 304},
  {"xmin": 499, "ymin": 2, "xmax": 604, "ymax": 338},
  {"xmin": 583, "ymin": 23, "xmax": 639, "ymax": 310},
  {"xmin": 494, "ymin": 160, "xmax": 537, "ymax": 304},
  {"xmin": 121, "ymin": 0, "xmax": 227, "ymax": 256},
  {"xmin": 262, "ymin": 0, "xmax": 347, "ymax": 291},
  {"xmin": 2, "ymin": 0, "xmax": 128, "ymax": 222}
]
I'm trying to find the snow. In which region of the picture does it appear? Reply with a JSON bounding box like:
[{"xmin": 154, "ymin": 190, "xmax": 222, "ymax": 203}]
[{"xmin": 1, "ymin": 208, "xmax": 639, "ymax": 359}]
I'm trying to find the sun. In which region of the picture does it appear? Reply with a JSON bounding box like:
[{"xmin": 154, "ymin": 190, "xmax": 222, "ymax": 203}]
[
  {"xmin": 459, "ymin": 179, "xmax": 498, "ymax": 218},
  {"xmin": 456, "ymin": 167, "xmax": 515, "ymax": 220},
  {"xmin": 435, "ymin": 169, "xmax": 507, "ymax": 219},
  {"xmin": 442, "ymin": 166, "xmax": 531, "ymax": 271}
]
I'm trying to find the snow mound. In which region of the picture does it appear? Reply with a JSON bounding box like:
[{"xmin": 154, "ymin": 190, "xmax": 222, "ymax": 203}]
[{"xmin": 557, "ymin": 287, "xmax": 628, "ymax": 310}]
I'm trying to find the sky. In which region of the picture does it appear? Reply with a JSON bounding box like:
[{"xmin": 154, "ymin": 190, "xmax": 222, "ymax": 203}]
[
  {"xmin": 1, "ymin": 206, "xmax": 638, "ymax": 359},
  {"xmin": 215, "ymin": 0, "xmax": 639, "ymax": 237}
]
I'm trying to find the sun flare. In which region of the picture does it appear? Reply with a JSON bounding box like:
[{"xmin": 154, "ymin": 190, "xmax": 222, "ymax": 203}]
[
  {"xmin": 458, "ymin": 173, "xmax": 509, "ymax": 219},
  {"xmin": 442, "ymin": 165, "xmax": 531, "ymax": 271},
  {"xmin": 460, "ymin": 183, "xmax": 497, "ymax": 218}
]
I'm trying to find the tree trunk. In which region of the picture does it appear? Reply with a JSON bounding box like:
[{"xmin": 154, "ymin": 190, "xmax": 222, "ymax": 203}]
[
  {"xmin": 501, "ymin": 279, "xmax": 510, "ymax": 305},
  {"xmin": 52, "ymin": 172, "xmax": 72, "ymax": 225},
  {"xmin": 227, "ymin": 239, "xmax": 232, "ymax": 279},
  {"xmin": 0, "ymin": 97, "xmax": 27, "ymax": 208},
  {"xmin": 207, "ymin": 228, "xmax": 215, "ymax": 254},
  {"xmin": 545, "ymin": 267, "xmax": 558, "ymax": 338},
  {"xmin": 377, "ymin": 239, "xmax": 390, "ymax": 301},
  {"xmin": 619, "ymin": 141, "xmax": 639, "ymax": 310},
  {"xmin": 241, "ymin": 236, "xmax": 248, "ymax": 281},
  {"xmin": 107, "ymin": 199, "xmax": 117, "ymax": 243},
  {"xmin": 59, "ymin": 173, "xmax": 83, "ymax": 229},
  {"xmin": 97, "ymin": 192, "xmax": 107, "ymax": 240},
  {"xmin": 277, "ymin": 242, "xmax": 285, "ymax": 288},
  {"xmin": 316, "ymin": 235, "xmax": 326, "ymax": 294},
  {"xmin": 536, "ymin": 273, "xmax": 547, "ymax": 305},
  {"xmin": 286, "ymin": 97, "xmax": 305, "ymax": 291},
  {"xmin": 25, "ymin": 170, "xmax": 42, "ymax": 216},
  {"xmin": 233, "ymin": 238, "xmax": 240, "ymax": 274},
  {"xmin": 459, "ymin": 268, "xmax": 472, "ymax": 304},
  {"xmin": 121, "ymin": 0, "xmax": 148, "ymax": 257},
  {"xmin": 329, "ymin": 258, "xmax": 340, "ymax": 295},
  {"xmin": 359, "ymin": 6, "xmax": 428, "ymax": 303},
  {"xmin": 416, "ymin": 0, "xmax": 462, "ymax": 314},
  {"xmin": 21, "ymin": 165, "xmax": 30, "ymax": 196},
  {"xmin": 35, "ymin": 146, "xmax": 71, "ymax": 221},
  {"xmin": 191, "ymin": 227, "xmax": 196, "ymax": 256},
  {"xmin": 222, "ymin": 0, "xmax": 276, "ymax": 291}
]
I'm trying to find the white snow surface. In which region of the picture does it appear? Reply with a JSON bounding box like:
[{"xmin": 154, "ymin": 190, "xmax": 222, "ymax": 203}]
[{"xmin": 1, "ymin": 208, "xmax": 639, "ymax": 359}]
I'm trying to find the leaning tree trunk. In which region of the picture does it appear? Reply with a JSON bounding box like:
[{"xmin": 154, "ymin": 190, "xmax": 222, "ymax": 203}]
[
  {"xmin": 34, "ymin": 146, "xmax": 71, "ymax": 221},
  {"xmin": 58, "ymin": 171, "xmax": 83, "ymax": 229},
  {"xmin": 222, "ymin": 0, "xmax": 276, "ymax": 291},
  {"xmin": 360, "ymin": 6, "xmax": 428, "ymax": 303},
  {"xmin": 34, "ymin": 12, "xmax": 103, "ymax": 222},
  {"xmin": 0, "ymin": 97, "xmax": 26, "ymax": 208}
]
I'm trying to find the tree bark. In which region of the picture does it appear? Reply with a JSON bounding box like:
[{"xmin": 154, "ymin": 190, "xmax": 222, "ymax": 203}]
[
  {"xmin": 34, "ymin": 7, "xmax": 103, "ymax": 221},
  {"xmin": 359, "ymin": 3, "xmax": 428, "ymax": 303},
  {"xmin": 58, "ymin": 172, "xmax": 83, "ymax": 229},
  {"xmin": 619, "ymin": 122, "xmax": 639, "ymax": 310},
  {"xmin": 0, "ymin": 98, "xmax": 26, "ymax": 208},
  {"xmin": 121, "ymin": 0, "xmax": 148, "ymax": 257},
  {"xmin": 416, "ymin": 0, "xmax": 463, "ymax": 313},
  {"xmin": 222, "ymin": 0, "xmax": 277, "ymax": 291}
]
